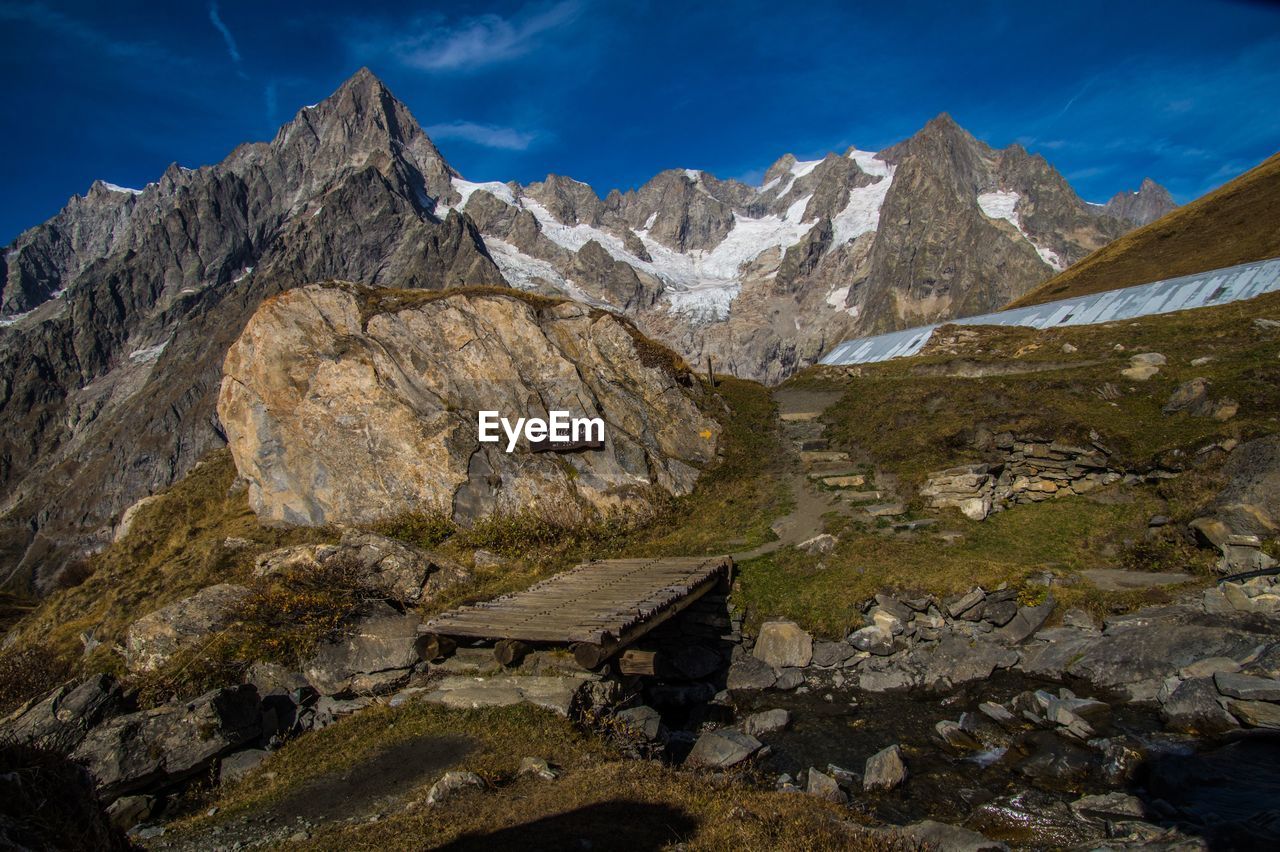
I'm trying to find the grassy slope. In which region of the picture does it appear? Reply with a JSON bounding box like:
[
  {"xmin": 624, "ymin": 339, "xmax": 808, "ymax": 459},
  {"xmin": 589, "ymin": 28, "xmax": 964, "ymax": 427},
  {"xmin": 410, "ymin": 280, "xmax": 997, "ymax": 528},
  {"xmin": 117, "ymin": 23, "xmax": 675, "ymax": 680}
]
[
  {"xmin": 1007, "ymin": 152, "xmax": 1280, "ymax": 308},
  {"xmin": 741, "ymin": 290, "xmax": 1280, "ymax": 637},
  {"xmin": 168, "ymin": 702, "xmax": 904, "ymax": 852}
]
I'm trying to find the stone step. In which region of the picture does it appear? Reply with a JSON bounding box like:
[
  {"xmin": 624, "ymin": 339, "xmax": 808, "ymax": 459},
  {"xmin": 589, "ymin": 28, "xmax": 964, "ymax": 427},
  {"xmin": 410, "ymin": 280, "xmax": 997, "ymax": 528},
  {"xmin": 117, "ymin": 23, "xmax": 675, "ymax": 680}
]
[
  {"xmin": 796, "ymin": 438, "xmax": 829, "ymax": 451},
  {"xmin": 821, "ymin": 475, "xmax": 867, "ymax": 489},
  {"xmin": 781, "ymin": 411, "xmax": 823, "ymax": 422},
  {"xmin": 842, "ymin": 490, "xmax": 886, "ymax": 503},
  {"xmin": 801, "ymin": 450, "xmax": 850, "ymax": 466},
  {"xmin": 863, "ymin": 502, "xmax": 908, "ymax": 518},
  {"xmin": 806, "ymin": 465, "xmax": 861, "ymax": 478}
]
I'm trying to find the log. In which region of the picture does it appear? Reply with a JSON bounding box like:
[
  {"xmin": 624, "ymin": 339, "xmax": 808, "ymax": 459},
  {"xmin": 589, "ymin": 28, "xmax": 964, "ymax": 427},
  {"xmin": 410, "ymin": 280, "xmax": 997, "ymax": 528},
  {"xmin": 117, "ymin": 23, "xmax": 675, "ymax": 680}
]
[
  {"xmin": 419, "ymin": 633, "xmax": 456, "ymax": 662},
  {"xmin": 618, "ymin": 649, "xmax": 658, "ymax": 676},
  {"xmin": 494, "ymin": 639, "xmax": 531, "ymax": 667},
  {"xmin": 572, "ymin": 642, "xmax": 610, "ymax": 671}
]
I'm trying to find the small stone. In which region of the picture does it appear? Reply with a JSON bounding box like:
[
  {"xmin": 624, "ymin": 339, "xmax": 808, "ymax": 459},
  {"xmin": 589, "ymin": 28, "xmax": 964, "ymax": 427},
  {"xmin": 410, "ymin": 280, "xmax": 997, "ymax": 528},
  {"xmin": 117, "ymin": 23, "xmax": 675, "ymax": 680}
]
[
  {"xmin": 935, "ymin": 719, "xmax": 981, "ymax": 751},
  {"xmin": 773, "ymin": 668, "xmax": 805, "ymax": 691},
  {"xmin": 810, "ymin": 640, "xmax": 855, "ymax": 668},
  {"xmin": 797, "ymin": 533, "xmax": 837, "ymax": 555},
  {"xmin": 686, "ymin": 728, "xmax": 762, "ymax": 769},
  {"xmin": 806, "ymin": 767, "xmax": 847, "ymax": 803},
  {"xmin": 427, "ymin": 771, "xmax": 484, "ymax": 804},
  {"xmin": 742, "ymin": 708, "xmax": 790, "ymax": 737},
  {"xmin": 518, "ymin": 756, "xmax": 559, "ymax": 781},
  {"xmin": 978, "ymin": 701, "xmax": 1016, "ymax": 726},
  {"xmin": 982, "ymin": 600, "xmax": 1018, "ymax": 627},
  {"xmin": 847, "ymin": 626, "xmax": 895, "ymax": 656},
  {"xmin": 863, "ymin": 744, "xmax": 907, "ymax": 791},
  {"xmin": 726, "ymin": 655, "xmax": 778, "ymax": 691},
  {"xmin": 947, "ymin": 588, "xmax": 986, "ymax": 618},
  {"xmin": 615, "ymin": 705, "xmax": 666, "ymax": 742}
]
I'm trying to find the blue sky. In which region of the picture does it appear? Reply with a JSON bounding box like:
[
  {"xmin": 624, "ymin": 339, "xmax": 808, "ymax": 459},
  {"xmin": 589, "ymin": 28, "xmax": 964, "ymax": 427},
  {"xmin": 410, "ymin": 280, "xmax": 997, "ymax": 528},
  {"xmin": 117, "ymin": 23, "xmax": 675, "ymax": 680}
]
[{"xmin": 2, "ymin": 0, "xmax": 1278, "ymax": 244}]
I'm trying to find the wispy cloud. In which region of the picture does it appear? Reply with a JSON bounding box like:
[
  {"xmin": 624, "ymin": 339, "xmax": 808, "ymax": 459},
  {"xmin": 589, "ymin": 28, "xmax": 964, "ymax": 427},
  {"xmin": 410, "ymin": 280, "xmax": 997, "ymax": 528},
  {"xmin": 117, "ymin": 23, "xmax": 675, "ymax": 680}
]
[
  {"xmin": 354, "ymin": 1, "xmax": 582, "ymax": 72},
  {"xmin": 0, "ymin": 1, "xmax": 178, "ymax": 62},
  {"xmin": 425, "ymin": 120, "xmax": 541, "ymax": 150},
  {"xmin": 208, "ymin": 2, "xmax": 248, "ymax": 79}
]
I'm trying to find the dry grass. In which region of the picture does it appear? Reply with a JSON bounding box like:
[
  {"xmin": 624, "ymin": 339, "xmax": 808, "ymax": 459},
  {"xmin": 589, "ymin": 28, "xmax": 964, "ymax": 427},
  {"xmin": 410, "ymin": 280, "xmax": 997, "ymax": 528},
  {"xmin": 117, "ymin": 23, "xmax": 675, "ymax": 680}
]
[
  {"xmin": 1008, "ymin": 151, "xmax": 1280, "ymax": 308},
  {"xmin": 6, "ymin": 449, "xmax": 336, "ymax": 693},
  {"xmin": 170, "ymin": 701, "xmax": 911, "ymax": 852},
  {"xmin": 0, "ymin": 742, "xmax": 132, "ymax": 851}
]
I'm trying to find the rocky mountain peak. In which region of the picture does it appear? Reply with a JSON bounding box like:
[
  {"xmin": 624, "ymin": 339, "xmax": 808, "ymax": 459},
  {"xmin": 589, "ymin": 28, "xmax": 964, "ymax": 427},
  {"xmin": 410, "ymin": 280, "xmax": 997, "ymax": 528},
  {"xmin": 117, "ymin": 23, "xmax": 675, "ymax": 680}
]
[{"xmin": 1104, "ymin": 177, "xmax": 1177, "ymax": 226}]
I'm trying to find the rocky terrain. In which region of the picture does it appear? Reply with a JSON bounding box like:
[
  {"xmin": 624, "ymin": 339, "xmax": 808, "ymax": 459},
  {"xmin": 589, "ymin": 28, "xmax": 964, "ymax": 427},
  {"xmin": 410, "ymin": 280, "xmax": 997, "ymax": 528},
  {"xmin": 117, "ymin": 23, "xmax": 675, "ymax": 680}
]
[{"xmin": 0, "ymin": 68, "xmax": 1173, "ymax": 592}]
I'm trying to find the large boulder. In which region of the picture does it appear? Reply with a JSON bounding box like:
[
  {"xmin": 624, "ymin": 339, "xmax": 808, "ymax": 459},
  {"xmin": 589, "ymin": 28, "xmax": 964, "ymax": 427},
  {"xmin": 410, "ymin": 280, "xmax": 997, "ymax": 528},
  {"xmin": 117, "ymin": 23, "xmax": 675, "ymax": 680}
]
[
  {"xmin": 124, "ymin": 584, "xmax": 252, "ymax": 673},
  {"xmin": 685, "ymin": 728, "xmax": 762, "ymax": 769},
  {"xmin": 217, "ymin": 284, "xmax": 720, "ymax": 526},
  {"xmin": 303, "ymin": 605, "xmax": 426, "ymax": 696},
  {"xmin": 0, "ymin": 674, "xmax": 125, "ymax": 752},
  {"xmin": 71, "ymin": 685, "xmax": 261, "ymax": 802},
  {"xmin": 1198, "ymin": 435, "xmax": 1280, "ymax": 538}
]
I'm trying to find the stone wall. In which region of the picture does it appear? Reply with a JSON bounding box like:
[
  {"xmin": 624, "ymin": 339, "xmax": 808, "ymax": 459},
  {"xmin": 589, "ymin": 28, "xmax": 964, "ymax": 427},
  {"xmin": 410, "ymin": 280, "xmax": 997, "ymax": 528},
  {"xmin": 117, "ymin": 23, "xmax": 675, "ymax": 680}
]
[{"xmin": 922, "ymin": 433, "xmax": 1123, "ymax": 520}]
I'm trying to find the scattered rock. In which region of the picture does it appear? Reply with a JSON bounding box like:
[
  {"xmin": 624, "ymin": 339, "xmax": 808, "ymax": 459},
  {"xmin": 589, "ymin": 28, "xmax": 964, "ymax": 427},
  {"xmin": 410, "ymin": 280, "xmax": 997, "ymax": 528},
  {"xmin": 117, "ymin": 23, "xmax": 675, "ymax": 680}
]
[
  {"xmin": 996, "ymin": 598, "xmax": 1054, "ymax": 645},
  {"xmin": 797, "ymin": 533, "xmax": 837, "ymax": 555},
  {"xmin": 773, "ymin": 667, "xmax": 805, "ymax": 690},
  {"xmin": 105, "ymin": 795, "xmax": 156, "ymax": 831},
  {"xmin": 685, "ymin": 728, "xmax": 762, "ymax": 769},
  {"xmin": 1070, "ymin": 791, "xmax": 1147, "ymax": 822},
  {"xmin": 423, "ymin": 674, "xmax": 601, "ymax": 718},
  {"xmin": 1214, "ymin": 671, "xmax": 1280, "ymax": 702},
  {"xmin": 615, "ymin": 705, "xmax": 667, "ymax": 742},
  {"xmin": 304, "ymin": 604, "xmax": 425, "ymax": 696},
  {"xmin": 726, "ymin": 654, "xmax": 777, "ymax": 691},
  {"xmin": 847, "ymin": 626, "xmax": 895, "ymax": 656},
  {"xmin": 124, "ymin": 584, "xmax": 252, "ymax": 673},
  {"xmin": 810, "ymin": 640, "xmax": 856, "ymax": 668},
  {"xmin": 935, "ymin": 719, "xmax": 981, "ymax": 751},
  {"xmin": 1121, "ymin": 352, "xmax": 1165, "ymax": 381},
  {"xmin": 0, "ymin": 674, "xmax": 124, "ymax": 751},
  {"xmin": 947, "ymin": 588, "xmax": 986, "ymax": 619},
  {"xmin": 806, "ymin": 767, "xmax": 847, "ymax": 803},
  {"xmin": 71, "ymin": 684, "xmax": 262, "ymax": 801},
  {"xmin": 863, "ymin": 744, "xmax": 907, "ymax": 791},
  {"xmin": 899, "ymin": 820, "xmax": 1008, "ymax": 852},
  {"xmin": 426, "ymin": 771, "xmax": 484, "ymax": 804},
  {"xmin": 1160, "ymin": 677, "xmax": 1238, "ymax": 734},
  {"xmin": 742, "ymin": 709, "xmax": 790, "ymax": 737},
  {"xmin": 518, "ymin": 757, "xmax": 560, "ymax": 781},
  {"xmin": 1226, "ymin": 699, "xmax": 1280, "ymax": 729},
  {"xmin": 752, "ymin": 620, "xmax": 813, "ymax": 668},
  {"xmin": 219, "ymin": 749, "xmax": 269, "ymax": 786}
]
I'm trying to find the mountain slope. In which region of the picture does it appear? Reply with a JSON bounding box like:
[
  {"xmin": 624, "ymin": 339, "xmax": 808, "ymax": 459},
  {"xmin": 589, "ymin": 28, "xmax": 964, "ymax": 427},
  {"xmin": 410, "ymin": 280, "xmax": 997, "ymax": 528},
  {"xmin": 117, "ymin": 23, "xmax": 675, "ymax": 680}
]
[
  {"xmin": 0, "ymin": 69, "xmax": 503, "ymax": 592},
  {"xmin": 0, "ymin": 69, "xmax": 1167, "ymax": 591},
  {"xmin": 1007, "ymin": 152, "xmax": 1280, "ymax": 309}
]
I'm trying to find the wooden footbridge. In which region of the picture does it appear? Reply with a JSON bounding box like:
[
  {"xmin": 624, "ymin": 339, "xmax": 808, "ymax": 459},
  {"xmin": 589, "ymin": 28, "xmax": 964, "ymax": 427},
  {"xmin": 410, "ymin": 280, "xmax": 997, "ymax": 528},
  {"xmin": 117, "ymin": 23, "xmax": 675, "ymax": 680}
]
[{"xmin": 421, "ymin": 555, "xmax": 733, "ymax": 670}]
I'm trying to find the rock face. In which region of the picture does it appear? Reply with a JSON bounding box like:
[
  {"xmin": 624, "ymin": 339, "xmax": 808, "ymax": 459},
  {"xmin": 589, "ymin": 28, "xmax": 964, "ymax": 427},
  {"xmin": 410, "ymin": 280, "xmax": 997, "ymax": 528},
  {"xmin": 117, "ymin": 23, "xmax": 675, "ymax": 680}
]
[
  {"xmin": 0, "ymin": 674, "xmax": 125, "ymax": 752},
  {"xmin": 0, "ymin": 68, "xmax": 1166, "ymax": 594},
  {"xmin": 218, "ymin": 284, "xmax": 719, "ymax": 526},
  {"xmin": 304, "ymin": 605, "xmax": 426, "ymax": 697}
]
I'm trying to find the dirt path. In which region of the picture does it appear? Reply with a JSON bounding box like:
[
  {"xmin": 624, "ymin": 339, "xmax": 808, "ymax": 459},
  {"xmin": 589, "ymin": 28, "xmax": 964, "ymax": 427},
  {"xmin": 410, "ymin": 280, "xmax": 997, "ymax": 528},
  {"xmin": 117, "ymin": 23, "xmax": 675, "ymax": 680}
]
[{"xmin": 731, "ymin": 388, "xmax": 863, "ymax": 562}]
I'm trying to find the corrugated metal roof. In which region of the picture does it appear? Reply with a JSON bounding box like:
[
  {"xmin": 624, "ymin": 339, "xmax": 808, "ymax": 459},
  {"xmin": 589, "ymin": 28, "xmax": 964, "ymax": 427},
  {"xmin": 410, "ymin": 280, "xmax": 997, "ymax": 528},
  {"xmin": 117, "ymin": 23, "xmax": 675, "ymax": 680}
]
[{"xmin": 818, "ymin": 256, "xmax": 1280, "ymax": 366}]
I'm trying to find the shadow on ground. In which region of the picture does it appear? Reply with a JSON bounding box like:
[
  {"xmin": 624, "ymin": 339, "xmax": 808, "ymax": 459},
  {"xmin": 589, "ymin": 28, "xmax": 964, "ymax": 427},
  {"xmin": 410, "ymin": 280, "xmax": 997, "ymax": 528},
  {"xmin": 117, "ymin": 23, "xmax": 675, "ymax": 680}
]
[{"xmin": 438, "ymin": 800, "xmax": 697, "ymax": 851}]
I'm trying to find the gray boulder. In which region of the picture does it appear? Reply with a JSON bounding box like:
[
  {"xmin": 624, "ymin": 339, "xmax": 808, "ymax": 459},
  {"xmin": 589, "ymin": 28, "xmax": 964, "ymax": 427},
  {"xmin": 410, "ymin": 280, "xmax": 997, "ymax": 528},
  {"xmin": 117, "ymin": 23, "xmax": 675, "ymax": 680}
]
[
  {"xmin": 726, "ymin": 654, "xmax": 777, "ymax": 691},
  {"xmin": 304, "ymin": 604, "xmax": 425, "ymax": 696},
  {"xmin": 810, "ymin": 640, "xmax": 856, "ymax": 668},
  {"xmin": 848, "ymin": 626, "xmax": 895, "ymax": 656},
  {"xmin": 1200, "ymin": 434, "xmax": 1280, "ymax": 538},
  {"xmin": 71, "ymin": 684, "xmax": 261, "ymax": 801},
  {"xmin": 863, "ymin": 743, "xmax": 907, "ymax": 791},
  {"xmin": 1214, "ymin": 671, "xmax": 1280, "ymax": 701},
  {"xmin": 0, "ymin": 673, "xmax": 124, "ymax": 751},
  {"xmin": 806, "ymin": 767, "xmax": 847, "ymax": 803},
  {"xmin": 1161, "ymin": 678, "xmax": 1238, "ymax": 734},
  {"xmin": 1227, "ymin": 699, "xmax": 1280, "ymax": 729},
  {"xmin": 899, "ymin": 820, "xmax": 1007, "ymax": 851},
  {"xmin": 219, "ymin": 748, "xmax": 270, "ymax": 786},
  {"xmin": 685, "ymin": 728, "xmax": 762, "ymax": 769},
  {"xmin": 995, "ymin": 597, "xmax": 1053, "ymax": 644},
  {"xmin": 742, "ymin": 708, "xmax": 791, "ymax": 737},
  {"xmin": 752, "ymin": 620, "xmax": 813, "ymax": 668},
  {"xmin": 615, "ymin": 705, "xmax": 667, "ymax": 742},
  {"xmin": 124, "ymin": 583, "xmax": 252, "ymax": 673}
]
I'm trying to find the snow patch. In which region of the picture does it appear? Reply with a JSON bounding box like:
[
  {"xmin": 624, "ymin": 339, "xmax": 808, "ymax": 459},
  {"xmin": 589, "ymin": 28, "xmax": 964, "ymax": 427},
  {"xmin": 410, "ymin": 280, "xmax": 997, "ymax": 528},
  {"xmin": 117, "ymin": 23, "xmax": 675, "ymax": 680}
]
[
  {"xmin": 847, "ymin": 148, "xmax": 891, "ymax": 178},
  {"xmin": 830, "ymin": 163, "xmax": 896, "ymax": 247},
  {"xmin": 977, "ymin": 190, "xmax": 1065, "ymax": 272},
  {"xmin": 824, "ymin": 285, "xmax": 860, "ymax": 317},
  {"xmin": 233, "ymin": 266, "xmax": 254, "ymax": 283},
  {"xmin": 789, "ymin": 159, "xmax": 822, "ymax": 179},
  {"xmin": 452, "ymin": 177, "xmax": 517, "ymax": 209},
  {"xmin": 664, "ymin": 283, "xmax": 740, "ymax": 323},
  {"xmin": 683, "ymin": 168, "xmax": 701, "ymax": 180},
  {"xmin": 101, "ymin": 182, "xmax": 143, "ymax": 195}
]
